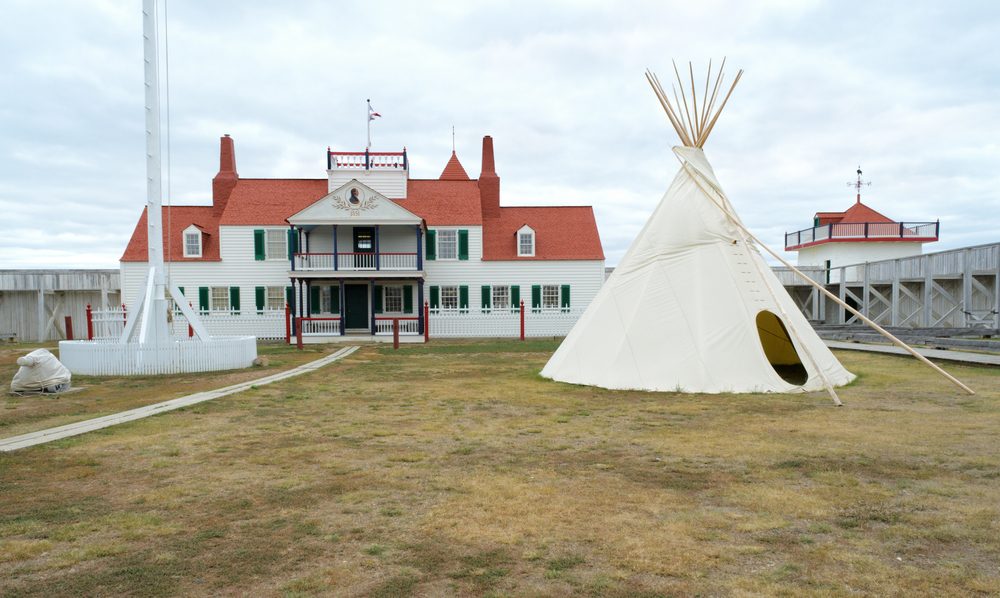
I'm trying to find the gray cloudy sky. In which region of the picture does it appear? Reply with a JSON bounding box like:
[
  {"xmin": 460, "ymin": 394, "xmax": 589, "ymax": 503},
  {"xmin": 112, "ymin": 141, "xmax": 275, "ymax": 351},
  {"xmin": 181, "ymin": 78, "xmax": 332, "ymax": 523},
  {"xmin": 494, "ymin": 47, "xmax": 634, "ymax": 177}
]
[{"xmin": 2, "ymin": 0, "xmax": 998, "ymax": 269}]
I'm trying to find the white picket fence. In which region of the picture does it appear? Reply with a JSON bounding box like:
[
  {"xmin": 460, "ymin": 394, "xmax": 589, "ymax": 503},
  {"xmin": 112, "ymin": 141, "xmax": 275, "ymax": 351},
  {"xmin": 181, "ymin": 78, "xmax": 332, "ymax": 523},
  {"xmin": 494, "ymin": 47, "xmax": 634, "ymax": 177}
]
[
  {"xmin": 59, "ymin": 337, "xmax": 258, "ymax": 376},
  {"xmin": 427, "ymin": 309, "xmax": 580, "ymax": 338},
  {"xmin": 172, "ymin": 311, "xmax": 285, "ymax": 340},
  {"xmin": 89, "ymin": 309, "xmax": 286, "ymax": 341}
]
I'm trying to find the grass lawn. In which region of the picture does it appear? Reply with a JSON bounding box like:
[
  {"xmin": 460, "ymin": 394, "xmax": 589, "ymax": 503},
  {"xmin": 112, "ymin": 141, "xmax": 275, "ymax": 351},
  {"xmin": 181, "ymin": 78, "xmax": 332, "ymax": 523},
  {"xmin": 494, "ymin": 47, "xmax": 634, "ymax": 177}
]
[
  {"xmin": 1, "ymin": 343, "xmax": 331, "ymax": 438},
  {"xmin": 1, "ymin": 339, "xmax": 999, "ymax": 596}
]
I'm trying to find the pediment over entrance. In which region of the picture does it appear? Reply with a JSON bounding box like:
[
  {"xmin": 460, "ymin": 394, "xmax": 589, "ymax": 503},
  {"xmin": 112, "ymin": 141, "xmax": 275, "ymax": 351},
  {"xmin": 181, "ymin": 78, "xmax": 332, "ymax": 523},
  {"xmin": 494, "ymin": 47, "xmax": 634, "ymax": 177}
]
[{"xmin": 288, "ymin": 180, "xmax": 422, "ymax": 226}]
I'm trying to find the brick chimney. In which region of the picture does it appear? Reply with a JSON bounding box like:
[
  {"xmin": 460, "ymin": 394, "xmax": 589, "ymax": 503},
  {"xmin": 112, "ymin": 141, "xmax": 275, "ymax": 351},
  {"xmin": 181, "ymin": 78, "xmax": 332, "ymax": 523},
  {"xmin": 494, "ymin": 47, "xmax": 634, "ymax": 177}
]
[
  {"xmin": 212, "ymin": 134, "xmax": 238, "ymax": 213},
  {"xmin": 478, "ymin": 135, "xmax": 500, "ymax": 219}
]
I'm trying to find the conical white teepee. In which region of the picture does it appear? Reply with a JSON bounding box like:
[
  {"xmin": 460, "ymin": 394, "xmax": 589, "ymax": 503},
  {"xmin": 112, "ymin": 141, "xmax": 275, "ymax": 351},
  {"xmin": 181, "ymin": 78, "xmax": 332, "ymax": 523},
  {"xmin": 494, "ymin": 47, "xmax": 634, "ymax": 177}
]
[{"xmin": 541, "ymin": 62, "xmax": 856, "ymax": 397}]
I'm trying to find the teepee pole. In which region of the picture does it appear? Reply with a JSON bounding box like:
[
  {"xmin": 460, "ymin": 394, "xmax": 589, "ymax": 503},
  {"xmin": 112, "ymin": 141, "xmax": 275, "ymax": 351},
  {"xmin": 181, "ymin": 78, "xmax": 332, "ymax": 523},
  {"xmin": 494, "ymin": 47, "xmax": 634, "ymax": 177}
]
[
  {"xmin": 677, "ymin": 159, "xmax": 975, "ymax": 396},
  {"xmin": 646, "ymin": 71, "xmax": 693, "ymax": 147},
  {"xmin": 698, "ymin": 69, "xmax": 742, "ymax": 147},
  {"xmin": 671, "ymin": 60, "xmax": 696, "ymax": 142}
]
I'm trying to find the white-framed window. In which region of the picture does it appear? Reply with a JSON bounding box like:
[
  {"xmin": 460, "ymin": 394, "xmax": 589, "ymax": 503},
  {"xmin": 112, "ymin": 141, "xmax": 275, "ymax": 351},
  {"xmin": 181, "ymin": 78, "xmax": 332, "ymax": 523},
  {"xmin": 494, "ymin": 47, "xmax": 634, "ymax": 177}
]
[
  {"xmin": 517, "ymin": 225, "xmax": 535, "ymax": 257},
  {"xmin": 440, "ymin": 285, "xmax": 458, "ymax": 310},
  {"xmin": 384, "ymin": 286, "xmax": 403, "ymax": 313},
  {"xmin": 437, "ymin": 229, "xmax": 458, "ymax": 260},
  {"xmin": 183, "ymin": 227, "xmax": 202, "ymax": 257},
  {"xmin": 542, "ymin": 285, "xmax": 559, "ymax": 310},
  {"xmin": 266, "ymin": 229, "xmax": 286, "ymax": 260},
  {"xmin": 492, "ymin": 285, "xmax": 510, "ymax": 311},
  {"xmin": 266, "ymin": 286, "xmax": 285, "ymax": 311},
  {"xmin": 211, "ymin": 287, "xmax": 230, "ymax": 312}
]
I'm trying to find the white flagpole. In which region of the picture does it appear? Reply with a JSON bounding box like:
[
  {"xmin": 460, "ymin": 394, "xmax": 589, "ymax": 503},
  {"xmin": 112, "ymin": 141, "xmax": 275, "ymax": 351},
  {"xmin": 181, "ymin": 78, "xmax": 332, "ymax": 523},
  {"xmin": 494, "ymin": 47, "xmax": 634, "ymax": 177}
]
[{"xmin": 366, "ymin": 99, "xmax": 371, "ymax": 149}]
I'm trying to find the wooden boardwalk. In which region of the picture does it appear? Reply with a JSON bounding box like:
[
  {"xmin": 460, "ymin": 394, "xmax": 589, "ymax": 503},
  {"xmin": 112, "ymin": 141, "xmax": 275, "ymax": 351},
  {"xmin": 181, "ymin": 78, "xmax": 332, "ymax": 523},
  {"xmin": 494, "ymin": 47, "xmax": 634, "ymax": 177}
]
[{"xmin": 0, "ymin": 346, "xmax": 358, "ymax": 453}]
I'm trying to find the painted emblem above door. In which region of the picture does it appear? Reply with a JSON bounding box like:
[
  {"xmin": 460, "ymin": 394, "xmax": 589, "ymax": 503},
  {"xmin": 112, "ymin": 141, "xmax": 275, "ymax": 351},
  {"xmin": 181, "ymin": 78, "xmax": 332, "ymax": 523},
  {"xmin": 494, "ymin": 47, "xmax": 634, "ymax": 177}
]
[{"xmin": 332, "ymin": 186, "xmax": 377, "ymax": 216}]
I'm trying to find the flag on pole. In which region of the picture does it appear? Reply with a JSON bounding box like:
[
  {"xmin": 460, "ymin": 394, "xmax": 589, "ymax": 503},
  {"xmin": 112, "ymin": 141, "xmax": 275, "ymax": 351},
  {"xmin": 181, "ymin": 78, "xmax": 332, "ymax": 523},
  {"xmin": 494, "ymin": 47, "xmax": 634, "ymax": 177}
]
[{"xmin": 367, "ymin": 99, "xmax": 381, "ymax": 149}]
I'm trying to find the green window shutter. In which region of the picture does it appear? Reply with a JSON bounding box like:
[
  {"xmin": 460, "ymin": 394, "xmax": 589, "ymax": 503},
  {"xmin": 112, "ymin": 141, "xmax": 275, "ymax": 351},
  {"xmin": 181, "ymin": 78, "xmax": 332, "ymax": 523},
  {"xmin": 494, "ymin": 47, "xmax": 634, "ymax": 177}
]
[
  {"xmin": 429, "ymin": 286, "xmax": 440, "ymax": 309},
  {"xmin": 459, "ymin": 285, "xmax": 469, "ymax": 311},
  {"xmin": 561, "ymin": 284, "xmax": 571, "ymax": 311},
  {"xmin": 331, "ymin": 287, "xmax": 340, "ymax": 313},
  {"xmin": 481, "ymin": 285, "xmax": 491, "ymax": 311},
  {"xmin": 425, "ymin": 230, "xmax": 436, "ymax": 260},
  {"xmin": 255, "ymin": 286, "xmax": 265, "ymax": 313},
  {"xmin": 198, "ymin": 287, "xmax": 209, "ymax": 312},
  {"xmin": 286, "ymin": 286, "xmax": 294, "ymax": 311},
  {"xmin": 374, "ymin": 285, "xmax": 383, "ymax": 313},
  {"xmin": 287, "ymin": 229, "xmax": 298, "ymax": 260},
  {"xmin": 510, "ymin": 285, "xmax": 520, "ymax": 310},
  {"xmin": 403, "ymin": 286, "xmax": 413, "ymax": 313},
  {"xmin": 253, "ymin": 229, "xmax": 265, "ymax": 261},
  {"xmin": 531, "ymin": 285, "xmax": 541, "ymax": 310},
  {"xmin": 458, "ymin": 229, "xmax": 469, "ymax": 260},
  {"xmin": 230, "ymin": 287, "xmax": 241, "ymax": 314},
  {"xmin": 310, "ymin": 285, "xmax": 320, "ymax": 314}
]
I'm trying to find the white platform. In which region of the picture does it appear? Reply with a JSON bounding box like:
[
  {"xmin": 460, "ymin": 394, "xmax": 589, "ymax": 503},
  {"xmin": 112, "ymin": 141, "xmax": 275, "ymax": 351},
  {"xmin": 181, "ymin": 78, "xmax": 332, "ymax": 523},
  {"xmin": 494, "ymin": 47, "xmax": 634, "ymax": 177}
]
[{"xmin": 58, "ymin": 337, "xmax": 257, "ymax": 376}]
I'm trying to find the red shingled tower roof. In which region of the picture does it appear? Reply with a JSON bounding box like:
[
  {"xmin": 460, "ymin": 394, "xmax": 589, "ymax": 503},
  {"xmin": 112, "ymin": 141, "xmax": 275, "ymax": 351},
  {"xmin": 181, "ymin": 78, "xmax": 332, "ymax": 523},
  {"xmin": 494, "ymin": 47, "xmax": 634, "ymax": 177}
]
[{"xmin": 439, "ymin": 151, "xmax": 470, "ymax": 181}]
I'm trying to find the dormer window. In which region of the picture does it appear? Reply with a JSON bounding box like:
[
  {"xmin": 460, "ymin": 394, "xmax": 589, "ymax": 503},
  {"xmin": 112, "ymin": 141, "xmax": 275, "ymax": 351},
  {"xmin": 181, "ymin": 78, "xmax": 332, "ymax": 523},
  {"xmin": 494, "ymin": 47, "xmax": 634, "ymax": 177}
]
[
  {"xmin": 517, "ymin": 225, "xmax": 535, "ymax": 257},
  {"xmin": 183, "ymin": 225, "xmax": 202, "ymax": 258}
]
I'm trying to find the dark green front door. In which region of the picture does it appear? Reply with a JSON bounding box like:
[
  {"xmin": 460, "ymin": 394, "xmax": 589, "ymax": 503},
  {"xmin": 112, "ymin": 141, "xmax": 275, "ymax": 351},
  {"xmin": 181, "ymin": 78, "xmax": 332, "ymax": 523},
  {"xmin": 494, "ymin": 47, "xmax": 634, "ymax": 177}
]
[{"xmin": 344, "ymin": 285, "xmax": 368, "ymax": 330}]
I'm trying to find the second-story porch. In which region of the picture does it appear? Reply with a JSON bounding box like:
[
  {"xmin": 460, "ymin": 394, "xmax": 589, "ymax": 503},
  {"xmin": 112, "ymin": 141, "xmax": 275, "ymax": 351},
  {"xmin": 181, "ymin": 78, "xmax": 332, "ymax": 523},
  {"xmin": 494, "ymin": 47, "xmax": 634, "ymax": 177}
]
[
  {"xmin": 290, "ymin": 223, "xmax": 424, "ymax": 274},
  {"xmin": 287, "ymin": 177, "xmax": 425, "ymax": 276}
]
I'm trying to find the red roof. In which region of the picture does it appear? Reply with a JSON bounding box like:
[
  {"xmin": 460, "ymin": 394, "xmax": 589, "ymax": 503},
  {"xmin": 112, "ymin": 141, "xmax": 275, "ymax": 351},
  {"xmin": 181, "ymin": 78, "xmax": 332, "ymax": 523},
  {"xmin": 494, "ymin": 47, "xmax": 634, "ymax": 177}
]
[
  {"xmin": 398, "ymin": 180, "xmax": 483, "ymax": 225},
  {"xmin": 439, "ymin": 151, "xmax": 470, "ymax": 180},
  {"xmin": 219, "ymin": 179, "xmax": 328, "ymax": 225},
  {"xmin": 122, "ymin": 141, "xmax": 604, "ymax": 263},
  {"xmin": 816, "ymin": 201, "xmax": 895, "ymax": 225},
  {"xmin": 482, "ymin": 207, "xmax": 604, "ymax": 261},
  {"xmin": 121, "ymin": 206, "xmax": 221, "ymax": 262}
]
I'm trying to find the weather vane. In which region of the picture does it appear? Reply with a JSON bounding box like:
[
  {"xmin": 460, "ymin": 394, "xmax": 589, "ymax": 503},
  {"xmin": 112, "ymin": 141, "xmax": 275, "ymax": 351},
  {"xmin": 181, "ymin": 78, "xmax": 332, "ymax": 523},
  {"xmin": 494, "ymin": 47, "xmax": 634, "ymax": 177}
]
[{"xmin": 848, "ymin": 166, "xmax": 871, "ymax": 203}]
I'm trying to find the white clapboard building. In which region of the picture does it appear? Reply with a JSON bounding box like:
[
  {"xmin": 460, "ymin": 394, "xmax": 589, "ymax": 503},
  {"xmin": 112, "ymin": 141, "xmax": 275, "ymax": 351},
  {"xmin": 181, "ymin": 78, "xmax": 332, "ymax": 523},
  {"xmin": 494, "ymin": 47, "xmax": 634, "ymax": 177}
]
[{"xmin": 119, "ymin": 135, "xmax": 605, "ymax": 341}]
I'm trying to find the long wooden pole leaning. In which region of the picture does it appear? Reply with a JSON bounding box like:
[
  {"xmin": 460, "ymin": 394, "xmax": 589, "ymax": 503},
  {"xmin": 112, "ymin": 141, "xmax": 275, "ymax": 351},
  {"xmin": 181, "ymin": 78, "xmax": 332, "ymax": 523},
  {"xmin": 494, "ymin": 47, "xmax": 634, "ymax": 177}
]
[{"xmin": 679, "ymin": 161, "xmax": 976, "ymax": 396}]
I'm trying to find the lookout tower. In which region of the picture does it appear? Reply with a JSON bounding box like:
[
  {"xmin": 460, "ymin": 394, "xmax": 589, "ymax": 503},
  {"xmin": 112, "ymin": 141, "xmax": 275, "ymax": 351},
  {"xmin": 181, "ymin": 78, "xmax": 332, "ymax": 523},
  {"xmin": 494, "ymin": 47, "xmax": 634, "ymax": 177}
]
[{"xmin": 784, "ymin": 167, "xmax": 939, "ymax": 269}]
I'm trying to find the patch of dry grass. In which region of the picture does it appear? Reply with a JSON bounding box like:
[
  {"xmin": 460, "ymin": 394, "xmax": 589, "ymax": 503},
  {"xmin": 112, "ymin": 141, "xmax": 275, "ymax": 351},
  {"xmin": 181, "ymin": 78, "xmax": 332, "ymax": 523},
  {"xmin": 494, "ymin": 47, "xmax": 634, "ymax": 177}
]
[
  {"xmin": 1, "ymin": 339, "xmax": 999, "ymax": 596},
  {"xmin": 0, "ymin": 342, "xmax": 330, "ymax": 438}
]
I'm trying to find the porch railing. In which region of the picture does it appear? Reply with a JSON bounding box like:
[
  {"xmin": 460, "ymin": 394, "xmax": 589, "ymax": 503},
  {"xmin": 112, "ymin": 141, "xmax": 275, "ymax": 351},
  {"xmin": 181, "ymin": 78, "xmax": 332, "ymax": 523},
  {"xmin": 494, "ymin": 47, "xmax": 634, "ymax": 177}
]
[
  {"xmin": 374, "ymin": 317, "xmax": 420, "ymax": 335},
  {"xmin": 300, "ymin": 317, "xmax": 342, "ymax": 336},
  {"xmin": 293, "ymin": 252, "xmax": 418, "ymax": 271},
  {"xmin": 785, "ymin": 221, "xmax": 939, "ymax": 250}
]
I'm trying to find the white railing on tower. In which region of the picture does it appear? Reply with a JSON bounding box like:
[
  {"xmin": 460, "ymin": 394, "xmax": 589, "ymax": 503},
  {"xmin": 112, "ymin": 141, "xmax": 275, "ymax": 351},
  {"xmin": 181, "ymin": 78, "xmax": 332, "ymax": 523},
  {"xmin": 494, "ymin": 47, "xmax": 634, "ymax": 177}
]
[{"xmin": 328, "ymin": 151, "xmax": 406, "ymax": 170}]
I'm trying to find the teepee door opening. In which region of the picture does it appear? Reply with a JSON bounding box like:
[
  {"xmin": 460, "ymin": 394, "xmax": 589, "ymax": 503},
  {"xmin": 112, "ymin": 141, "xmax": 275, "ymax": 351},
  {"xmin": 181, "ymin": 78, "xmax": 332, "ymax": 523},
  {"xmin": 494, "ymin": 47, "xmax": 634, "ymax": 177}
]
[{"xmin": 755, "ymin": 311, "xmax": 808, "ymax": 386}]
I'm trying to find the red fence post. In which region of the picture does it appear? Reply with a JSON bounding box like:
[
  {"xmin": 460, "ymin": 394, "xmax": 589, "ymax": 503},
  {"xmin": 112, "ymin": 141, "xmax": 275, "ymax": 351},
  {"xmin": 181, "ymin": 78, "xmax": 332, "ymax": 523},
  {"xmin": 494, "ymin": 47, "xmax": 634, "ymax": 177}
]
[
  {"xmin": 285, "ymin": 303, "xmax": 291, "ymax": 344},
  {"xmin": 424, "ymin": 301, "xmax": 430, "ymax": 343},
  {"xmin": 64, "ymin": 316, "xmax": 73, "ymax": 340},
  {"xmin": 295, "ymin": 317, "xmax": 304, "ymax": 350},
  {"xmin": 393, "ymin": 318, "xmax": 400, "ymax": 350},
  {"xmin": 187, "ymin": 303, "xmax": 194, "ymax": 337},
  {"xmin": 86, "ymin": 304, "xmax": 94, "ymax": 340},
  {"xmin": 520, "ymin": 300, "xmax": 525, "ymax": 341}
]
